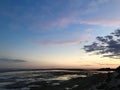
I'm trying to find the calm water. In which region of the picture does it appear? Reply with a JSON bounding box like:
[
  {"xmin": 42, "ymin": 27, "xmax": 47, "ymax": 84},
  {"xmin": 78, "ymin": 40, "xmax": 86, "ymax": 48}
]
[{"xmin": 0, "ymin": 70, "xmax": 111, "ymax": 90}]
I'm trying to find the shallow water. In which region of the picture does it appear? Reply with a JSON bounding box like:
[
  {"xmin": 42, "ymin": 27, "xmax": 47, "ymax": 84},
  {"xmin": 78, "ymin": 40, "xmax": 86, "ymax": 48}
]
[{"xmin": 0, "ymin": 70, "xmax": 111, "ymax": 90}]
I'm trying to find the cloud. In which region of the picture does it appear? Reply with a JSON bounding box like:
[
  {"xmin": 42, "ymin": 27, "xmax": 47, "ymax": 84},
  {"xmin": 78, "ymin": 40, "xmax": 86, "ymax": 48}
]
[
  {"xmin": 0, "ymin": 58, "xmax": 27, "ymax": 62},
  {"xmin": 81, "ymin": 64, "xmax": 92, "ymax": 66},
  {"xmin": 39, "ymin": 18, "xmax": 110, "ymax": 30},
  {"xmin": 34, "ymin": 0, "xmax": 120, "ymax": 28},
  {"xmin": 89, "ymin": 0, "xmax": 109, "ymax": 7},
  {"xmin": 37, "ymin": 32, "xmax": 92, "ymax": 46},
  {"xmin": 97, "ymin": 63, "xmax": 120, "ymax": 66},
  {"xmin": 28, "ymin": 15, "xmax": 78, "ymax": 30},
  {"xmin": 2, "ymin": 0, "xmax": 120, "ymax": 35},
  {"xmin": 36, "ymin": 18, "xmax": 120, "ymax": 30},
  {"xmin": 84, "ymin": 29, "xmax": 120, "ymax": 59},
  {"xmin": 2, "ymin": 0, "xmax": 120, "ymax": 32},
  {"xmin": 49, "ymin": 16, "xmax": 77, "ymax": 27},
  {"xmin": 37, "ymin": 39, "xmax": 82, "ymax": 46},
  {"xmin": 79, "ymin": 19, "xmax": 120, "ymax": 27}
]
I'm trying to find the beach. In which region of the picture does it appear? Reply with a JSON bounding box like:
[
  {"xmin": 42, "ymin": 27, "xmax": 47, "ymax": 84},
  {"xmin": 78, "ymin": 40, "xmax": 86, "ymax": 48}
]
[{"xmin": 0, "ymin": 69, "xmax": 111, "ymax": 90}]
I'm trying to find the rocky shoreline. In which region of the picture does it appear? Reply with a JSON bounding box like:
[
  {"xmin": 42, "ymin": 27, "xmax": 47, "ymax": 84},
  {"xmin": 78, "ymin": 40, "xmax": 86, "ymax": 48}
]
[
  {"xmin": 89, "ymin": 66, "xmax": 120, "ymax": 90},
  {"xmin": 2, "ymin": 67, "xmax": 120, "ymax": 90},
  {"xmin": 28, "ymin": 67, "xmax": 120, "ymax": 90},
  {"xmin": 23, "ymin": 73, "xmax": 107, "ymax": 90}
]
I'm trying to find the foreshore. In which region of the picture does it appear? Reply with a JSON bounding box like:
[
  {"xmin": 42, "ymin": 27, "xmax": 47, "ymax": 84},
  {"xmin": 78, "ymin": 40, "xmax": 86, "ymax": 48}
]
[
  {"xmin": 2, "ymin": 68, "xmax": 118, "ymax": 90},
  {"xmin": 29, "ymin": 73, "xmax": 108, "ymax": 90}
]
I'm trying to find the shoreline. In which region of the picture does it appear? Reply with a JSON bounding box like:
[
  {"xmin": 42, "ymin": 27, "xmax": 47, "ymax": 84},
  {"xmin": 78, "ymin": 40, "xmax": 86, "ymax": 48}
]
[
  {"xmin": 28, "ymin": 73, "xmax": 108, "ymax": 90},
  {"xmin": 0, "ymin": 69, "xmax": 115, "ymax": 90}
]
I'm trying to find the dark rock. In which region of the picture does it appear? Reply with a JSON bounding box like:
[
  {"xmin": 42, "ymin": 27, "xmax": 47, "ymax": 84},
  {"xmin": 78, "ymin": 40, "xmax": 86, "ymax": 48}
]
[
  {"xmin": 5, "ymin": 81, "xmax": 27, "ymax": 89},
  {"xmin": 115, "ymin": 73, "xmax": 120, "ymax": 79},
  {"xmin": 115, "ymin": 66, "xmax": 120, "ymax": 73},
  {"xmin": 106, "ymin": 73, "xmax": 112, "ymax": 83},
  {"xmin": 96, "ymin": 83, "xmax": 107, "ymax": 89}
]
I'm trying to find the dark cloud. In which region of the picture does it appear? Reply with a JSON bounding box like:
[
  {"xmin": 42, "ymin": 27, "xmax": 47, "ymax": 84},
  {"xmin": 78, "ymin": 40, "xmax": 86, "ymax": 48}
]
[
  {"xmin": 84, "ymin": 29, "xmax": 120, "ymax": 59},
  {"xmin": 0, "ymin": 58, "xmax": 27, "ymax": 62}
]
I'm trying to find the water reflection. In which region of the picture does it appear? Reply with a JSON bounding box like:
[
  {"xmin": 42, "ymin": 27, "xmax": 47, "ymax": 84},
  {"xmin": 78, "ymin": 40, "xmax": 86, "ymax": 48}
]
[{"xmin": 49, "ymin": 74, "xmax": 86, "ymax": 81}]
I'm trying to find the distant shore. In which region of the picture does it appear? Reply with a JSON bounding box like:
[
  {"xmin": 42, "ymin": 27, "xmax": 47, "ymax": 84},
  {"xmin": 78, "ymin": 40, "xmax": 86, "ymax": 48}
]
[{"xmin": 0, "ymin": 68, "xmax": 115, "ymax": 73}]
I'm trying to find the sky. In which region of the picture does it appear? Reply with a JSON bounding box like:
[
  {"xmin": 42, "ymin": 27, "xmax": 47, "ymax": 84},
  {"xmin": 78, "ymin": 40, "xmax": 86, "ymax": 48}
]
[{"xmin": 0, "ymin": 0, "xmax": 120, "ymax": 69}]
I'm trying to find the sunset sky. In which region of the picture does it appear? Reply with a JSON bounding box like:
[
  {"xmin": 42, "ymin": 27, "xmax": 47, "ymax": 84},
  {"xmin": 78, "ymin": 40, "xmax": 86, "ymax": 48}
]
[{"xmin": 0, "ymin": 0, "xmax": 120, "ymax": 69}]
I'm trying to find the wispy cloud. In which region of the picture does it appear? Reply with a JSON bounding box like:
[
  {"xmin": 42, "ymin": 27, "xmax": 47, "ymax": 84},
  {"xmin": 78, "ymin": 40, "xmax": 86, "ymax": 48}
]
[
  {"xmin": 2, "ymin": 0, "xmax": 120, "ymax": 30},
  {"xmin": 97, "ymin": 63, "xmax": 120, "ymax": 66},
  {"xmin": 33, "ymin": 17, "xmax": 120, "ymax": 30},
  {"xmin": 48, "ymin": 17, "xmax": 120, "ymax": 28},
  {"xmin": 88, "ymin": 0, "xmax": 109, "ymax": 7},
  {"xmin": 28, "ymin": 15, "xmax": 78, "ymax": 30},
  {"xmin": 81, "ymin": 64, "xmax": 92, "ymax": 66},
  {"xmin": 79, "ymin": 19, "xmax": 120, "ymax": 27},
  {"xmin": 37, "ymin": 32, "xmax": 92, "ymax": 46},
  {"xmin": 37, "ymin": 39, "xmax": 82, "ymax": 45},
  {"xmin": 0, "ymin": 58, "xmax": 27, "ymax": 62}
]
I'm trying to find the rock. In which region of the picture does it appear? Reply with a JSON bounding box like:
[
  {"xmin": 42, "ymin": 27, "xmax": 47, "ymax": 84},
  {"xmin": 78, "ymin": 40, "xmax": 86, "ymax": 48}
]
[{"xmin": 89, "ymin": 66, "xmax": 120, "ymax": 90}]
